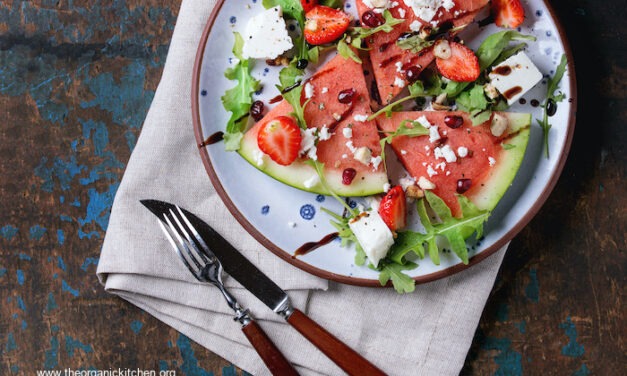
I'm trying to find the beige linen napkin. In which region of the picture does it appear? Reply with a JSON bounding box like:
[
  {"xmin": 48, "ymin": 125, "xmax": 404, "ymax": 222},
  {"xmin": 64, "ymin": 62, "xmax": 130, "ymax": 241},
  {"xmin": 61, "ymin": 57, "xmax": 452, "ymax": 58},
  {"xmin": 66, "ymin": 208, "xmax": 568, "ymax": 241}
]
[{"xmin": 97, "ymin": 0, "xmax": 507, "ymax": 374}]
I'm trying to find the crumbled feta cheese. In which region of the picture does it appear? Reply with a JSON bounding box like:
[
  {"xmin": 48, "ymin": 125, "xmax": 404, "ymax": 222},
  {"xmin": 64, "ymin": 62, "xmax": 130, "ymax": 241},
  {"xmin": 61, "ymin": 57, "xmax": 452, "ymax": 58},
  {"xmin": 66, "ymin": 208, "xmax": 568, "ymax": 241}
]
[
  {"xmin": 457, "ymin": 146, "xmax": 468, "ymax": 158},
  {"xmin": 394, "ymin": 76, "xmax": 406, "ymax": 88},
  {"xmin": 333, "ymin": 113, "xmax": 342, "ymax": 121},
  {"xmin": 318, "ymin": 125, "xmax": 332, "ymax": 140},
  {"xmin": 353, "ymin": 114, "xmax": 369, "ymax": 122},
  {"xmin": 427, "ymin": 164, "xmax": 438, "ymax": 177},
  {"xmin": 304, "ymin": 82, "xmax": 315, "ymax": 99},
  {"xmin": 371, "ymin": 155, "xmax": 383, "ymax": 170},
  {"xmin": 416, "ymin": 115, "xmax": 432, "ymax": 128},
  {"xmin": 429, "ymin": 126, "xmax": 441, "ymax": 143},
  {"xmin": 435, "ymin": 161, "xmax": 446, "ymax": 171},
  {"xmin": 401, "ymin": 149, "xmax": 408, "ymax": 155},
  {"xmin": 398, "ymin": 8, "xmax": 406, "ymax": 18},
  {"xmin": 354, "ymin": 147, "xmax": 372, "ymax": 165},
  {"xmin": 303, "ymin": 174, "xmax": 320, "ymax": 189},
  {"xmin": 322, "ymin": 87, "xmax": 329, "ymax": 94},
  {"xmin": 488, "ymin": 52, "xmax": 543, "ymax": 105},
  {"xmin": 409, "ymin": 20, "xmax": 422, "ymax": 31},
  {"xmin": 488, "ymin": 156, "xmax": 496, "ymax": 166},
  {"xmin": 299, "ymin": 128, "xmax": 318, "ymax": 160},
  {"xmin": 253, "ymin": 149, "xmax": 266, "ymax": 167},
  {"xmin": 242, "ymin": 6, "xmax": 294, "ymax": 59},
  {"xmin": 342, "ymin": 153, "xmax": 348, "ymax": 159},
  {"xmin": 434, "ymin": 144, "xmax": 457, "ymax": 163},
  {"xmin": 348, "ymin": 211, "xmax": 395, "ymax": 267},
  {"xmin": 342, "ymin": 127, "xmax": 353, "ymax": 139},
  {"xmin": 417, "ymin": 176, "xmax": 436, "ymax": 190},
  {"xmin": 395, "ymin": 61, "xmax": 404, "ymax": 73},
  {"xmin": 345, "ymin": 140, "xmax": 357, "ymax": 153},
  {"xmin": 399, "ymin": 174, "xmax": 416, "ymax": 190},
  {"xmin": 382, "ymin": 183, "xmax": 391, "ymax": 193}
]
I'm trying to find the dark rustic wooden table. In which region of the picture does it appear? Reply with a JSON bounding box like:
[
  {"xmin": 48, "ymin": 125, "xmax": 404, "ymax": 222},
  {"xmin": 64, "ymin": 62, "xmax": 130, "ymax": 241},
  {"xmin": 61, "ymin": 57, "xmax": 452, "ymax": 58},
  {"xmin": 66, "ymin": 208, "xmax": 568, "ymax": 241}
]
[{"xmin": 1, "ymin": 0, "xmax": 624, "ymax": 375}]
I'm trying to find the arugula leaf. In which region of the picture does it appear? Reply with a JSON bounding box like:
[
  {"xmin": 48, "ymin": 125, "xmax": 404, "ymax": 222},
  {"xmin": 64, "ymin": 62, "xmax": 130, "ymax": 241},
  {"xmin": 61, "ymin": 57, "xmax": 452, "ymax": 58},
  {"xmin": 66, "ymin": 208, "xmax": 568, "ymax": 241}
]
[
  {"xmin": 456, "ymin": 84, "xmax": 490, "ymax": 112},
  {"xmin": 537, "ymin": 54, "xmax": 567, "ymax": 158},
  {"xmin": 319, "ymin": 0, "xmax": 343, "ymax": 8},
  {"xmin": 378, "ymin": 261, "xmax": 418, "ymax": 293},
  {"xmin": 369, "ymin": 80, "xmax": 444, "ymax": 120},
  {"xmin": 379, "ymin": 119, "xmax": 429, "ymax": 161},
  {"xmin": 322, "ymin": 208, "xmax": 367, "ymax": 266},
  {"xmin": 263, "ymin": 0, "xmax": 308, "ymax": 61},
  {"xmin": 396, "ymin": 35, "xmax": 434, "ymax": 54},
  {"xmin": 221, "ymin": 32, "xmax": 261, "ymax": 151},
  {"xmin": 276, "ymin": 65, "xmax": 308, "ymax": 128},
  {"xmin": 339, "ymin": 10, "xmax": 403, "ymax": 63},
  {"xmin": 388, "ymin": 191, "xmax": 490, "ymax": 265}
]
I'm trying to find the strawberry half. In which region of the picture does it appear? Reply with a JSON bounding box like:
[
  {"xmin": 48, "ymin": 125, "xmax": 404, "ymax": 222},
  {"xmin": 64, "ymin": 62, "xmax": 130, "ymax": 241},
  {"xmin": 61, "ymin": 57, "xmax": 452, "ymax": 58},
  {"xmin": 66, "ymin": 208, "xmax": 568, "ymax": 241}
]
[
  {"xmin": 301, "ymin": 0, "xmax": 317, "ymax": 13},
  {"xmin": 492, "ymin": 0, "xmax": 525, "ymax": 29},
  {"xmin": 435, "ymin": 41, "xmax": 480, "ymax": 82},
  {"xmin": 257, "ymin": 116, "xmax": 302, "ymax": 166},
  {"xmin": 378, "ymin": 186, "xmax": 407, "ymax": 232},
  {"xmin": 304, "ymin": 5, "xmax": 350, "ymax": 45}
]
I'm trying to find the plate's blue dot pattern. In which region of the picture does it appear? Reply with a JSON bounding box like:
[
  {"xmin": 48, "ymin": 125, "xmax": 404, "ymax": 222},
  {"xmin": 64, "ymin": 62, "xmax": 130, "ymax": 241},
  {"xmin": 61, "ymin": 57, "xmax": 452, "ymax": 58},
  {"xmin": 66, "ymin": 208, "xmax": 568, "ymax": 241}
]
[
  {"xmin": 315, "ymin": 194, "xmax": 325, "ymax": 203},
  {"xmin": 200, "ymin": 90, "xmax": 207, "ymax": 96},
  {"xmin": 348, "ymin": 200, "xmax": 357, "ymax": 209},
  {"xmin": 300, "ymin": 204, "xmax": 315, "ymax": 220},
  {"xmin": 229, "ymin": 16, "xmax": 236, "ymax": 24},
  {"xmin": 261, "ymin": 205, "xmax": 269, "ymax": 215}
]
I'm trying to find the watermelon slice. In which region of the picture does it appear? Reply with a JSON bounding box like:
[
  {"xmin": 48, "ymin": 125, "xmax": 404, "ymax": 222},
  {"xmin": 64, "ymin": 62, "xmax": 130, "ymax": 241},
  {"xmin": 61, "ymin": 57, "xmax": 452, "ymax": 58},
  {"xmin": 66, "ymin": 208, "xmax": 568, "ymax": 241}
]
[
  {"xmin": 377, "ymin": 111, "xmax": 530, "ymax": 217},
  {"xmin": 355, "ymin": 0, "xmax": 489, "ymax": 104},
  {"xmin": 239, "ymin": 54, "xmax": 388, "ymax": 196}
]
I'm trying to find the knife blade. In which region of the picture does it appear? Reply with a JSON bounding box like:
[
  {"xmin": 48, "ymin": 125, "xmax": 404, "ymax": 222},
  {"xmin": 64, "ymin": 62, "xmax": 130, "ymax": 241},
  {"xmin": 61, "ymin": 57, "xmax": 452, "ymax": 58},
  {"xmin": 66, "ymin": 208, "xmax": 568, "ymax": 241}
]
[{"xmin": 143, "ymin": 200, "xmax": 385, "ymax": 375}]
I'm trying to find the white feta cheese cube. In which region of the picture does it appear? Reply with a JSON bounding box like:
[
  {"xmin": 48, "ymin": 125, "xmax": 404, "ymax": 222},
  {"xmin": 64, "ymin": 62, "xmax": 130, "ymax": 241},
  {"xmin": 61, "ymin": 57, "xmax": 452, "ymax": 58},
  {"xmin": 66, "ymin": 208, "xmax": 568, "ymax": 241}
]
[
  {"xmin": 488, "ymin": 52, "xmax": 543, "ymax": 105},
  {"xmin": 353, "ymin": 146, "xmax": 372, "ymax": 166},
  {"xmin": 348, "ymin": 211, "xmax": 395, "ymax": 267},
  {"xmin": 242, "ymin": 6, "xmax": 294, "ymax": 59}
]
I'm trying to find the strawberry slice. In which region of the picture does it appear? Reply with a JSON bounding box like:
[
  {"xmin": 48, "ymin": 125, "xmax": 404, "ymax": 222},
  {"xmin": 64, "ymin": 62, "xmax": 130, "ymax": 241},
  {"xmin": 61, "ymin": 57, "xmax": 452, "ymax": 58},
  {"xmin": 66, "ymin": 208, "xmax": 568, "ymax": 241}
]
[
  {"xmin": 435, "ymin": 41, "xmax": 480, "ymax": 82},
  {"xmin": 378, "ymin": 186, "xmax": 407, "ymax": 232},
  {"xmin": 257, "ymin": 116, "xmax": 302, "ymax": 166},
  {"xmin": 301, "ymin": 0, "xmax": 317, "ymax": 13},
  {"xmin": 304, "ymin": 5, "xmax": 350, "ymax": 45},
  {"xmin": 492, "ymin": 0, "xmax": 525, "ymax": 29}
]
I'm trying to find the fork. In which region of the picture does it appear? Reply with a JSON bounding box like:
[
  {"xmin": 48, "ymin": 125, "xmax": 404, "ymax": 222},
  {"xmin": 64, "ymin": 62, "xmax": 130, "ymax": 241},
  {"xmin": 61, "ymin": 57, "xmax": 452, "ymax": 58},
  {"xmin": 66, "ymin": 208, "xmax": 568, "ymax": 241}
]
[{"xmin": 157, "ymin": 206, "xmax": 299, "ymax": 376}]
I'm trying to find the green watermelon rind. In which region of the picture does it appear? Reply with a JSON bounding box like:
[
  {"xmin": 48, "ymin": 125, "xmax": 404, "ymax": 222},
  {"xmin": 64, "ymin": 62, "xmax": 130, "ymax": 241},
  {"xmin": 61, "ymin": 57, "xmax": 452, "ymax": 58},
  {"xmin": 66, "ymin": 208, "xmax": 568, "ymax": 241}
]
[
  {"xmin": 238, "ymin": 135, "xmax": 389, "ymax": 196},
  {"xmin": 467, "ymin": 112, "xmax": 531, "ymax": 212}
]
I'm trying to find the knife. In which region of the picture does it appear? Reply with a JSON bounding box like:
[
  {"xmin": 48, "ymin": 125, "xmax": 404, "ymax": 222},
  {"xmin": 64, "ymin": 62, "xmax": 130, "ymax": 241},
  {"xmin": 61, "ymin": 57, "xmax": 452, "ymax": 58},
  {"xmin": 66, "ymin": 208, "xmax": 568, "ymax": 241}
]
[{"xmin": 142, "ymin": 200, "xmax": 385, "ymax": 376}]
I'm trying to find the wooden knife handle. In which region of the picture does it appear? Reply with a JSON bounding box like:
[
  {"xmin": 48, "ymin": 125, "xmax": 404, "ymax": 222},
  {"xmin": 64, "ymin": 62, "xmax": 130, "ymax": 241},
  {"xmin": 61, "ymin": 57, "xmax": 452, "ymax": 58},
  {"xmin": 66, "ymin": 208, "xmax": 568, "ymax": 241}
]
[
  {"xmin": 242, "ymin": 320, "xmax": 299, "ymax": 376},
  {"xmin": 286, "ymin": 309, "xmax": 386, "ymax": 376}
]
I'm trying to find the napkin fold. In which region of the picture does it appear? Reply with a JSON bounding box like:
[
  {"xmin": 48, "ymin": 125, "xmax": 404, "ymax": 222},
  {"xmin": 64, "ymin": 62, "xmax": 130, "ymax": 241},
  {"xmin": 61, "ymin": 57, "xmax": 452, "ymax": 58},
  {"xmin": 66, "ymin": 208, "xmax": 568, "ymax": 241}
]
[{"xmin": 97, "ymin": 0, "xmax": 506, "ymax": 374}]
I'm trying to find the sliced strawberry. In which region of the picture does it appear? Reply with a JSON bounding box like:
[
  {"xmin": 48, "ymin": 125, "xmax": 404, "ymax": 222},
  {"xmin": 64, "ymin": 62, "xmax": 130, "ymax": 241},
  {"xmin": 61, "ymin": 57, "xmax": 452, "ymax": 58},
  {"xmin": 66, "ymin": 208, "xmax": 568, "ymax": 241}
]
[
  {"xmin": 304, "ymin": 5, "xmax": 350, "ymax": 45},
  {"xmin": 378, "ymin": 186, "xmax": 407, "ymax": 232},
  {"xmin": 257, "ymin": 116, "xmax": 302, "ymax": 166},
  {"xmin": 301, "ymin": 0, "xmax": 317, "ymax": 13},
  {"xmin": 492, "ymin": 0, "xmax": 525, "ymax": 29},
  {"xmin": 435, "ymin": 41, "xmax": 480, "ymax": 82}
]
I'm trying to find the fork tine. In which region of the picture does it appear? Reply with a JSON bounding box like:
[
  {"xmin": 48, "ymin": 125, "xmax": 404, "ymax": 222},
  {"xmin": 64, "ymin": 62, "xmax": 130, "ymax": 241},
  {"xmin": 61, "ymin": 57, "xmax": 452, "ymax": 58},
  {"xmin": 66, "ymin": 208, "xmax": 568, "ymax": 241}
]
[
  {"xmin": 175, "ymin": 206, "xmax": 214, "ymax": 259},
  {"xmin": 167, "ymin": 209, "xmax": 211, "ymax": 266},
  {"xmin": 163, "ymin": 213, "xmax": 204, "ymax": 271},
  {"xmin": 157, "ymin": 219, "xmax": 203, "ymax": 282}
]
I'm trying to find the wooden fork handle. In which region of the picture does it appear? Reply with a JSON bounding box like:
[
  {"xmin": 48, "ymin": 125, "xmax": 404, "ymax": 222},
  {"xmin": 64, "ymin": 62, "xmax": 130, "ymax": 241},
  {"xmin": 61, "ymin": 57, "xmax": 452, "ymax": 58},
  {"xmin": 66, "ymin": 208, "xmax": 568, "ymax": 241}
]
[
  {"xmin": 286, "ymin": 309, "xmax": 386, "ymax": 376},
  {"xmin": 242, "ymin": 320, "xmax": 299, "ymax": 375}
]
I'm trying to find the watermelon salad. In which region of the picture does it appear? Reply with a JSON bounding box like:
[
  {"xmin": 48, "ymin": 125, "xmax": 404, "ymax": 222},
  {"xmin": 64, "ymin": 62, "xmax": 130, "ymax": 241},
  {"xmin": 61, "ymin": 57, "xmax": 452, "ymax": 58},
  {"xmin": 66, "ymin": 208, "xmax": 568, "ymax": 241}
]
[{"xmin": 219, "ymin": 0, "xmax": 567, "ymax": 293}]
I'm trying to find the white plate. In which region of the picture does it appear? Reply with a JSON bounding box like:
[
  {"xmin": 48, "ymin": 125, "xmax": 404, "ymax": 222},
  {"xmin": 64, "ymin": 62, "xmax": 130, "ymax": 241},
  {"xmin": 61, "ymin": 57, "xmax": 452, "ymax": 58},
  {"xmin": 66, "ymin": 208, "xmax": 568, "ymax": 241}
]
[{"xmin": 192, "ymin": 0, "xmax": 576, "ymax": 285}]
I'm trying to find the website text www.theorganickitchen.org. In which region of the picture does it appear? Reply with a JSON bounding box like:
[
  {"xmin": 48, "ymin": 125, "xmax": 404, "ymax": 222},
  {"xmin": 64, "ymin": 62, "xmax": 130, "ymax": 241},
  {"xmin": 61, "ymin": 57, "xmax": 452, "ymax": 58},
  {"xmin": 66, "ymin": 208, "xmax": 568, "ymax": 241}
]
[{"xmin": 35, "ymin": 369, "xmax": 176, "ymax": 376}]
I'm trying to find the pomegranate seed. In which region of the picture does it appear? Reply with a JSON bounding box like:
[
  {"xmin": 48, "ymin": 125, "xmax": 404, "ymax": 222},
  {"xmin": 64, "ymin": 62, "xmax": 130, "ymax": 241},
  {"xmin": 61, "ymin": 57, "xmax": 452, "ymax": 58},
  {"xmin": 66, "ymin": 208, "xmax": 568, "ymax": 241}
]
[
  {"xmin": 342, "ymin": 168, "xmax": 357, "ymax": 185},
  {"xmin": 361, "ymin": 10, "xmax": 384, "ymax": 27},
  {"xmin": 403, "ymin": 65, "xmax": 421, "ymax": 83},
  {"xmin": 444, "ymin": 115, "xmax": 464, "ymax": 129},
  {"xmin": 338, "ymin": 88, "xmax": 357, "ymax": 104},
  {"xmin": 250, "ymin": 100, "xmax": 265, "ymax": 121},
  {"xmin": 456, "ymin": 178, "xmax": 472, "ymax": 193}
]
